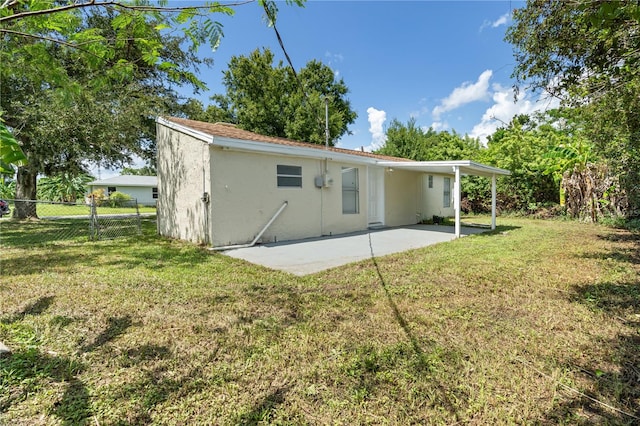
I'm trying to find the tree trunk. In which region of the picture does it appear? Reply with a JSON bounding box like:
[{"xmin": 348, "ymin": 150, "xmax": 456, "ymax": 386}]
[{"xmin": 14, "ymin": 165, "xmax": 38, "ymax": 219}]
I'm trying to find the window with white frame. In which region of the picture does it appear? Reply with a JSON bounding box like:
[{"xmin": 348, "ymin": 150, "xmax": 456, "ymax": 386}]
[
  {"xmin": 152, "ymin": 187, "xmax": 158, "ymax": 199},
  {"xmin": 107, "ymin": 186, "xmax": 116, "ymax": 196},
  {"xmin": 277, "ymin": 165, "xmax": 302, "ymax": 188},
  {"xmin": 443, "ymin": 177, "xmax": 451, "ymax": 208},
  {"xmin": 428, "ymin": 175, "xmax": 433, "ymax": 189},
  {"xmin": 342, "ymin": 167, "xmax": 359, "ymax": 214}
]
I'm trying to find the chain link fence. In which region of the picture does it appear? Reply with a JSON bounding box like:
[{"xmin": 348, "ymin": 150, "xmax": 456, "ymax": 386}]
[{"xmin": 0, "ymin": 199, "xmax": 153, "ymax": 247}]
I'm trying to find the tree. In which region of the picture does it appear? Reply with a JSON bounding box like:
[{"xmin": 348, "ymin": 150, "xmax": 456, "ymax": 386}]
[
  {"xmin": 506, "ymin": 0, "xmax": 640, "ymax": 217},
  {"xmin": 376, "ymin": 117, "xmax": 482, "ymax": 161},
  {"xmin": 1, "ymin": 1, "xmax": 305, "ymax": 218},
  {"xmin": 479, "ymin": 115, "xmax": 559, "ymax": 212},
  {"xmin": 205, "ymin": 48, "xmax": 357, "ymax": 145},
  {"xmin": 37, "ymin": 173, "xmax": 94, "ymax": 202},
  {"xmin": 2, "ymin": 8, "xmax": 205, "ymax": 217},
  {"xmin": 121, "ymin": 166, "xmax": 157, "ymax": 176}
]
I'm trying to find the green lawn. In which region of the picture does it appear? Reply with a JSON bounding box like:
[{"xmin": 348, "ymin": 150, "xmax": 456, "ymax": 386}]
[
  {"xmin": 2, "ymin": 200, "xmax": 156, "ymax": 217},
  {"xmin": 1, "ymin": 218, "xmax": 638, "ymax": 424}
]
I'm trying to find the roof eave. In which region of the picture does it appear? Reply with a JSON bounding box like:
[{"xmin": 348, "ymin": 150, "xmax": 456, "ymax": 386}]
[
  {"xmin": 375, "ymin": 160, "xmax": 511, "ymax": 177},
  {"xmin": 211, "ymin": 135, "xmax": 382, "ymax": 165},
  {"xmin": 157, "ymin": 116, "xmax": 213, "ymax": 144}
]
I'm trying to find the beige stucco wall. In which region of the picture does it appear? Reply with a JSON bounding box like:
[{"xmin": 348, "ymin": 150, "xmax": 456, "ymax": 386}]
[
  {"xmin": 209, "ymin": 149, "xmax": 369, "ymax": 246},
  {"xmin": 421, "ymin": 174, "xmax": 455, "ymax": 220},
  {"xmin": 383, "ymin": 169, "xmax": 422, "ymax": 227},
  {"xmin": 158, "ymin": 123, "xmax": 466, "ymax": 246},
  {"xmin": 156, "ymin": 125, "xmax": 211, "ymax": 244}
]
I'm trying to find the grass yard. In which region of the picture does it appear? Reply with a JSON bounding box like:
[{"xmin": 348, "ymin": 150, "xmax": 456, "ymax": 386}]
[
  {"xmin": 1, "ymin": 217, "xmax": 639, "ymax": 424},
  {"xmin": 1, "ymin": 200, "xmax": 156, "ymax": 218}
]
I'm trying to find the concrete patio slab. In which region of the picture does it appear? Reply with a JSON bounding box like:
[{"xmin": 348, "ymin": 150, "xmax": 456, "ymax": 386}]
[{"xmin": 222, "ymin": 224, "xmax": 489, "ymax": 276}]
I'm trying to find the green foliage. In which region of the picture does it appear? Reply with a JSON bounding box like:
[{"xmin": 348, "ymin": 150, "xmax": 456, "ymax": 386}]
[
  {"xmin": 107, "ymin": 191, "xmax": 133, "ymax": 207},
  {"xmin": 1, "ymin": 5, "xmax": 210, "ymax": 215},
  {"xmin": 0, "ymin": 121, "xmax": 27, "ymax": 174},
  {"xmin": 376, "ymin": 117, "xmax": 482, "ymax": 161},
  {"xmin": 0, "ymin": 179, "xmax": 16, "ymax": 199},
  {"xmin": 506, "ymin": 0, "xmax": 640, "ymax": 217},
  {"xmin": 37, "ymin": 173, "xmax": 94, "ymax": 202},
  {"xmin": 478, "ymin": 116, "xmax": 558, "ymax": 211},
  {"xmin": 194, "ymin": 48, "xmax": 357, "ymax": 145},
  {"xmin": 120, "ymin": 166, "xmax": 156, "ymax": 176}
]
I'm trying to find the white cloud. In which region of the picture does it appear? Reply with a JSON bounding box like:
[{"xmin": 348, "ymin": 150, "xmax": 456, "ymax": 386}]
[
  {"xmin": 363, "ymin": 107, "xmax": 387, "ymax": 152},
  {"xmin": 480, "ymin": 12, "xmax": 511, "ymax": 31},
  {"xmin": 492, "ymin": 12, "xmax": 510, "ymax": 28},
  {"xmin": 432, "ymin": 70, "xmax": 493, "ymax": 119},
  {"xmin": 429, "ymin": 121, "xmax": 449, "ymax": 132},
  {"xmin": 469, "ymin": 87, "xmax": 560, "ymax": 143},
  {"xmin": 325, "ymin": 51, "xmax": 344, "ymax": 78}
]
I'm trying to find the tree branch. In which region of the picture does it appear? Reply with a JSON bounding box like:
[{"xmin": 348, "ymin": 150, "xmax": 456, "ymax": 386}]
[
  {"xmin": 0, "ymin": 28, "xmax": 101, "ymax": 58},
  {"xmin": 0, "ymin": 0, "xmax": 253, "ymax": 23}
]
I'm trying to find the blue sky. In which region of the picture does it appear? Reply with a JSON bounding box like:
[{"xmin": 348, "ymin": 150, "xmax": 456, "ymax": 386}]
[{"xmin": 178, "ymin": 0, "xmax": 559, "ymax": 152}]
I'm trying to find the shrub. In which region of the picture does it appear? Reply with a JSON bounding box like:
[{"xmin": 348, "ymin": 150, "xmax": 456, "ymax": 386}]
[{"xmin": 107, "ymin": 191, "xmax": 132, "ymax": 207}]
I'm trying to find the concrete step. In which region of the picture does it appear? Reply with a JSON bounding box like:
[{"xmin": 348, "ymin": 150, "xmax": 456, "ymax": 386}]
[{"xmin": 368, "ymin": 222, "xmax": 385, "ymax": 230}]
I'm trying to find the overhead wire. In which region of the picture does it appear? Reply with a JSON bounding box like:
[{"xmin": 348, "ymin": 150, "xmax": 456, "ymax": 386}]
[{"xmin": 261, "ymin": 1, "xmax": 329, "ymax": 144}]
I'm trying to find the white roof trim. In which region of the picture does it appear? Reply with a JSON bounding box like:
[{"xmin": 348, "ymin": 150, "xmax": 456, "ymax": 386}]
[
  {"xmin": 87, "ymin": 175, "xmax": 157, "ymax": 187},
  {"xmin": 157, "ymin": 117, "xmax": 510, "ymax": 175},
  {"xmin": 157, "ymin": 116, "xmax": 213, "ymax": 144},
  {"xmin": 210, "ymin": 135, "xmax": 381, "ymax": 165},
  {"xmin": 375, "ymin": 160, "xmax": 510, "ymax": 177}
]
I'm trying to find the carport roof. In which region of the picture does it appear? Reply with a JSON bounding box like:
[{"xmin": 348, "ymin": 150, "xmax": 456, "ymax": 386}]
[{"xmin": 375, "ymin": 160, "xmax": 510, "ymax": 178}]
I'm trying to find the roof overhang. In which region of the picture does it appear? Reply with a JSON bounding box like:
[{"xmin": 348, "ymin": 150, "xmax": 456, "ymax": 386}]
[
  {"xmin": 158, "ymin": 117, "xmax": 510, "ymax": 176},
  {"xmin": 375, "ymin": 160, "xmax": 510, "ymax": 178},
  {"xmin": 158, "ymin": 116, "xmax": 382, "ymax": 166},
  {"xmin": 211, "ymin": 135, "xmax": 382, "ymax": 165}
]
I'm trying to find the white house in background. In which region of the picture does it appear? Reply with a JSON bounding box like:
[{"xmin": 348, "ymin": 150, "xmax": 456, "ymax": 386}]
[
  {"xmin": 87, "ymin": 175, "xmax": 158, "ymax": 206},
  {"xmin": 156, "ymin": 116, "xmax": 510, "ymax": 248}
]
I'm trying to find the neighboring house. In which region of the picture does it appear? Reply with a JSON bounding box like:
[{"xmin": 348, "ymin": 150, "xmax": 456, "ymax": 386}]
[
  {"xmin": 87, "ymin": 175, "xmax": 158, "ymax": 206},
  {"xmin": 156, "ymin": 117, "xmax": 510, "ymax": 248}
]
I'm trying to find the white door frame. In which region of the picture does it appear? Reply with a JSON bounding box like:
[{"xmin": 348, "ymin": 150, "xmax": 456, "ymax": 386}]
[{"xmin": 367, "ymin": 166, "xmax": 385, "ymax": 226}]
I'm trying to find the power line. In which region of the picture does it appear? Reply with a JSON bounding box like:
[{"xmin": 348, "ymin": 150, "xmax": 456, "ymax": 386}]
[{"xmin": 261, "ymin": 1, "xmax": 328, "ymax": 144}]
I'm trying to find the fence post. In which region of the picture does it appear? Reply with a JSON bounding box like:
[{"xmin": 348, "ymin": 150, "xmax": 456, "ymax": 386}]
[
  {"xmin": 89, "ymin": 198, "xmax": 99, "ymax": 241},
  {"xmin": 135, "ymin": 199, "xmax": 141, "ymax": 235}
]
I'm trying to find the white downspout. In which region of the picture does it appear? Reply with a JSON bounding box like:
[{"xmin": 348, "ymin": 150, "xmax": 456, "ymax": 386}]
[
  {"xmin": 454, "ymin": 166, "xmax": 461, "ymax": 238},
  {"xmin": 209, "ymin": 201, "xmax": 288, "ymax": 251},
  {"xmin": 491, "ymin": 174, "xmax": 497, "ymax": 230}
]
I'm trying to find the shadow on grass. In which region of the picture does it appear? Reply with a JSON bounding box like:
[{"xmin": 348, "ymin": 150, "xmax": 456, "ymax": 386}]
[
  {"xmin": 365, "ymin": 232, "xmax": 468, "ymax": 420},
  {"xmin": 0, "ymin": 306, "xmax": 177, "ymax": 424},
  {"xmin": 555, "ymin": 229, "xmax": 640, "ymax": 424},
  {"xmin": 545, "ymin": 280, "xmax": 640, "ymax": 424},
  {"xmin": 103, "ymin": 350, "xmax": 219, "ymax": 425},
  {"xmin": 0, "ymin": 348, "xmax": 85, "ymax": 417},
  {"xmin": 0, "ymin": 218, "xmax": 91, "ymax": 247},
  {"xmin": 235, "ymin": 386, "xmax": 290, "ymax": 425},
  {"xmin": 595, "ymin": 231, "xmax": 640, "ymax": 265},
  {"xmin": 1, "ymin": 295, "xmax": 55, "ymax": 324},
  {"xmin": 465, "ymin": 224, "xmax": 522, "ymax": 236},
  {"xmin": 80, "ymin": 315, "xmax": 133, "ymax": 353},
  {"xmin": 0, "ymin": 297, "xmax": 91, "ymax": 424}
]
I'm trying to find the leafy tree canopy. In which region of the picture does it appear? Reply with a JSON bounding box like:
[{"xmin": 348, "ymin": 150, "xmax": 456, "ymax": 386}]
[
  {"xmin": 505, "ymin": 0, "xmax": 640, "ymax": 217},
  {"xmin": 194, "ymin": 48, "xmax": 357, "ymax": 145},
  {"xmin": 375, "ymin": 117, "xmax": 482, "ymax": 161},
  {"xmin": 121, "ymin": 166, "xmax": 156, "ymax": 176},
  {"xmin": 1, "ymin": 1, "xmax": 304, "ymax": 217}
]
